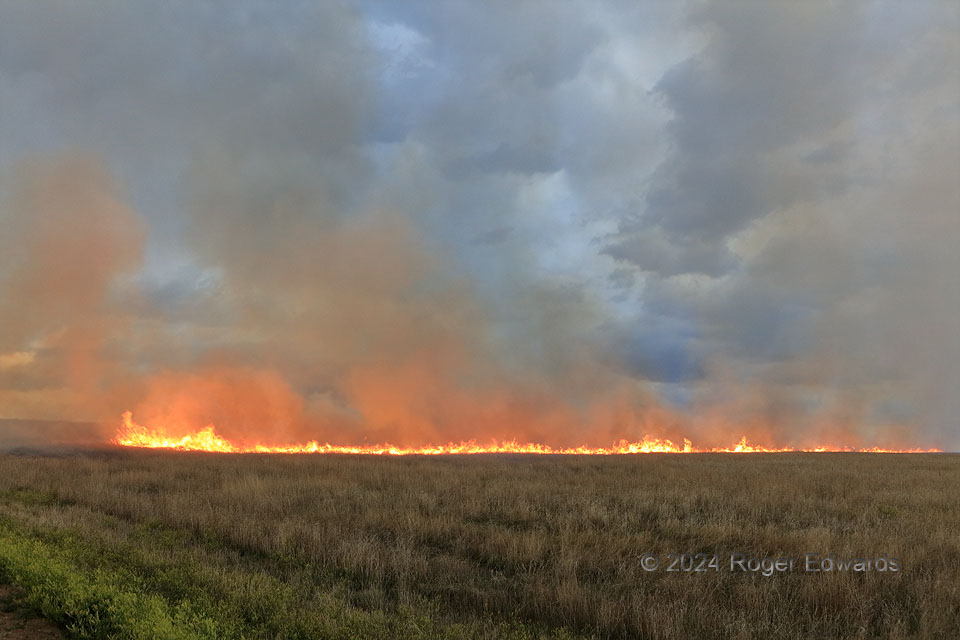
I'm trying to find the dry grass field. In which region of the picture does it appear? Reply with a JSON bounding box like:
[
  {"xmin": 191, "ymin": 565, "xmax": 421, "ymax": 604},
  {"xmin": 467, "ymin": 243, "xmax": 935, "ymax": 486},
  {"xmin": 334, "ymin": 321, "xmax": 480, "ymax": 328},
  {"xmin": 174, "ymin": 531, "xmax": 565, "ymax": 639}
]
[{"xmin": 0, "ymin": 451, "xmax": 957, "ymax": 640}]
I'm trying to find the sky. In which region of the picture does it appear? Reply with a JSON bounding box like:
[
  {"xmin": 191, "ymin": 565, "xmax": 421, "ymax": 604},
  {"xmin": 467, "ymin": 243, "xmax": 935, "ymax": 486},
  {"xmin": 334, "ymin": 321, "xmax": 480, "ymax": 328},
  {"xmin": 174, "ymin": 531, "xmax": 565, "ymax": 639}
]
[{"xmin": 0, "ymin": 0, "xmax": 957, "ymax": 449}]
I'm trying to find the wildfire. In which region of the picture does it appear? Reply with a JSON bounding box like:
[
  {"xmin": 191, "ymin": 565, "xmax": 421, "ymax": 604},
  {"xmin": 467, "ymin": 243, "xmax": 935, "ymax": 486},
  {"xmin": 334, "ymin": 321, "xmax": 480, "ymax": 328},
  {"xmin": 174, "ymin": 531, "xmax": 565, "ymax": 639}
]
[{"xmin": 112, "ymin": 412, "xmax": 942, "ymax": 454}]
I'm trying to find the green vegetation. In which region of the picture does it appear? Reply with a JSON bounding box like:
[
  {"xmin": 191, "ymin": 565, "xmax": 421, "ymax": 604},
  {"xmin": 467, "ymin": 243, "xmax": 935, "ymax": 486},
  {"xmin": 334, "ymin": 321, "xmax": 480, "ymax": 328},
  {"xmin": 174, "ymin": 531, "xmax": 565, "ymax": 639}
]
[
  {"xmin": 0, "ymin": 451, "xmax": 957, "ymax": 639},
  {"xmin": 0, "ymin": 523, "xmax": 222, "ymax": 639}
]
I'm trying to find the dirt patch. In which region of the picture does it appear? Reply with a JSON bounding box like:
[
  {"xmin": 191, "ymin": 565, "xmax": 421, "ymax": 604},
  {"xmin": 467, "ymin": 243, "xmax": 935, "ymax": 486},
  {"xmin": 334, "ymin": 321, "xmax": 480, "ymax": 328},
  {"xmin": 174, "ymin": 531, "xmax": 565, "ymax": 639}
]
[{"xmin": 0, "ymin": 585, "xmax": 65, "ymax": 640}]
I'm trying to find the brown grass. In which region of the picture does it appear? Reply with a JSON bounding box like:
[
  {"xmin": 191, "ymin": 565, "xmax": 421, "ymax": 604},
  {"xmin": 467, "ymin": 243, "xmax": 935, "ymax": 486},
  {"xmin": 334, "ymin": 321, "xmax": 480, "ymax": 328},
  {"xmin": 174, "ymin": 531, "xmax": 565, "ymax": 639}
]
[{"xmin": 0, "ymin": 451, "xmax": 958, "ymax": 639}]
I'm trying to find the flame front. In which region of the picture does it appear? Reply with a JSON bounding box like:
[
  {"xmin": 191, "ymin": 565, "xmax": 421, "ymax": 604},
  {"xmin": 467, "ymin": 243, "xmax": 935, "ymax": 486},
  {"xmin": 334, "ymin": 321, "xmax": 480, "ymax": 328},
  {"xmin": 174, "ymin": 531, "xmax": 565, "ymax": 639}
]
[{"xmin": 113, "ymin": 412, "xmax": 942, "ymax": 454}]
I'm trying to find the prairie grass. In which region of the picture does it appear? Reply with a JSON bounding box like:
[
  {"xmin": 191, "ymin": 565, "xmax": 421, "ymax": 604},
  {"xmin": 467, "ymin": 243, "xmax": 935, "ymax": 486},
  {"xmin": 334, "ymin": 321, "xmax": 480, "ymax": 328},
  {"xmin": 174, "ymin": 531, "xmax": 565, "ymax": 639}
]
[{"xmin": 0, "ymin": 451, "xmax": 957, "ymax": 639}]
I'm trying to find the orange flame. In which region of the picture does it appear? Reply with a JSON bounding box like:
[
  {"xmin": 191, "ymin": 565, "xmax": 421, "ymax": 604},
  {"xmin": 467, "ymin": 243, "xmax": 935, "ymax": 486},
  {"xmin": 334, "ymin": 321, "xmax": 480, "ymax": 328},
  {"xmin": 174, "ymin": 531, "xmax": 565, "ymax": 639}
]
[{"xmin": 112, "ymin": 412, "xmax": 942, "ymax": 454}]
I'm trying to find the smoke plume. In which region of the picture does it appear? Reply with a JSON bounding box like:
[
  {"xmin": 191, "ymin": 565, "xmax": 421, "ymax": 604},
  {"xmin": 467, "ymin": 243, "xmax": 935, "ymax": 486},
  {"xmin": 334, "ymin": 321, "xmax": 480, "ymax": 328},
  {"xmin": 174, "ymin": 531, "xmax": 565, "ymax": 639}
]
[{"xmin": 0, "ymin": 1, "xmax": 956, "ymax": 449}]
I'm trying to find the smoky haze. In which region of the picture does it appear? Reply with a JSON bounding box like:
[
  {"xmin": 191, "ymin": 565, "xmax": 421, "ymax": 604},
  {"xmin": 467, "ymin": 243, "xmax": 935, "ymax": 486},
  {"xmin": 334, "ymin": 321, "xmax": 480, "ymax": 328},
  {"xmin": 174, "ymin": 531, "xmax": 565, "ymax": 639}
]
[{"xmin": 0, "ymin": 1, "xmax": 957, "ymax": 450}]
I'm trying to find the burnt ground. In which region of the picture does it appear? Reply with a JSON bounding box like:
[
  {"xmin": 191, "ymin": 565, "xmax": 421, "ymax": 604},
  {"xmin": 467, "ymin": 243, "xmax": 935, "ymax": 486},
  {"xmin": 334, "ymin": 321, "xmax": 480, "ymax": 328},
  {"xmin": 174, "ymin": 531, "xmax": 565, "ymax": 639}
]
[{"xmin": 0, "ymin": 585, "xmax": 65, "ymax": 640}]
